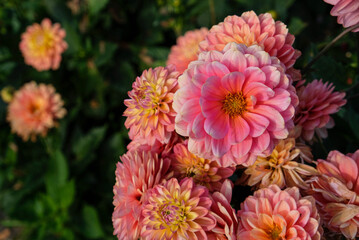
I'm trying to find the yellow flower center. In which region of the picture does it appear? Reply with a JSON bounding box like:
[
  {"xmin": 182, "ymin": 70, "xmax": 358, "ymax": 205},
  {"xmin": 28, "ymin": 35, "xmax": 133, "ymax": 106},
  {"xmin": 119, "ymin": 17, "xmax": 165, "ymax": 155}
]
[
  {"xmin": 268, "ymin": 225, "xmax": 284, "ymax": 240},
  {"xmin": 30, "ymin": 97, "xmax": 46, "ymax": 115},
  {"xmin": 29, "ymin": 29, "xmax": 54, "ymax": 56},
  {"xmin": 222, "ymin": 92, "xmax": 247, "ymax": 117},
  {"xmin": 158, "ymin": 201, "xmax": 187, "ymax": 230}
]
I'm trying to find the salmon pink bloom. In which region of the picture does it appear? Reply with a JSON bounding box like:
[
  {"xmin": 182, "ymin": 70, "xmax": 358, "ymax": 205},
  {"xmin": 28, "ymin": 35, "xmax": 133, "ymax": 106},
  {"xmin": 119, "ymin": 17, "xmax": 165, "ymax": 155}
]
[
  {"xmin": 19, "ymin": 18, "xmax": 67, "ymax": 71},
  {"xmin": 173, "ymin": 43, "xmax": 298, "ymax": 167},
  {"xmin": 309, "ymin": 150, "xmax": 359, "ymax": 239},
  {"xmin": 237, "ymin": 184, "xmax": 321, "ymax": 240},
  {"xmin": 7, "ymin": 81, "xmax": 66, "ymax": 141},
  {"xmin": 294, "ymin": 79, "xmax": 346, "ymax": 142},
  {"xmin": 167, "ymin": 28, "xmax": 208, "ymax": 74},
  {"xmin": 124, "ymin": 66, "xmax": 180, "ymax": 145},
  {"xmin": 199, "ymin": 11, "xmax": 301, "ymax": 69},
  {"xmin": 324, "ymin": 0, "xmax": 359, "ymax": 32},
  {"xmin": 141, "ymin": 177, "xmax": 216, "ymax": 239},
  {"xmin": 171, "ymin": 141, "xmax": 235, "ymax": 192},
  {"xmin": 112, "ymin": 150, "xmax": 172, "ymax": 239}
]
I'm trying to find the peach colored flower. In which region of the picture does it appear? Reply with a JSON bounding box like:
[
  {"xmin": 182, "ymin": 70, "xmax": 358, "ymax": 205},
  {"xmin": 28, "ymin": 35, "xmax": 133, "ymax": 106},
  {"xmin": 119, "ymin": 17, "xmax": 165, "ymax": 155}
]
[
  {"xmin": 171, "ymin": 141, "xmax": 235, "ymax": 192},
  {"xmin": 7, "ymin": 81, "xmax": 66, "ymax": 141},
  {"xmin": 294, "ymin": 79, "xmax": 346, "ymax": 142},
  {"xmin": 167, "ymin": 28, "xmax": 208, "ymax": 74},
  {"xmin": 141, "ymin": 177, "xmax": 216, "ymax": 239},
  {"xmin": 324, "ymin": 0, "xmax": 359, "ymax": 32},
  {"xmin": 173, "ymin": 42, "xmax": 298, "ymax": 167},
  {"xmin": 124, "ymin": 66, "xmax": 180, "ymax": 146},
  {"xmin": 308, "ymin": 150, "xmax": 359, "ymax": 239},
  {"xmin": 112, "ymin": 150, "xmax": 172, "ymax": 239},
  {"xmin": 237, "ymin": 184, "xmax": 321, "ymax": 240},
  {"xmin": 199, "ymin": 11, "xmax": 301, "ymax": 69},
  {"xmin": 19, "ymin": 18, "xmax": 67, "ymax": 71},
  {"xmin": 242, "ymin": 137, "xmax": 317, "ymax": 189}
]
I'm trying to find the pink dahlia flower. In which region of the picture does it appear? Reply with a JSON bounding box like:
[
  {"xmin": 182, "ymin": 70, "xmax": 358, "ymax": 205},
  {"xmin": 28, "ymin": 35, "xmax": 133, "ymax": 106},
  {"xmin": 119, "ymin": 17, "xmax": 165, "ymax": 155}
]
[
  {"xmin": 112, "ymin": 150, "xmax": 172, "ymax": 239},
  {"xmin": 309, "ymin": 150, "xmax": 359, "ymax": 239},
  {"xmin": 7, "ymin": 81, "xmax": 66, "ymax": 141},
  {"xmin": 207, "ymin": 179, "xmax": 239, "ymax": 239},
  {"xmin": 141, "ymin": 177, "xmax": 216, "ymax": 239},
  {"xmin": 19, "ymin": 18, "xmax": 68, "ymax": 71},
  {"xmin": 324, "ymin": 0, "xmax": 359, "ymax": 32},
  {"xmin": 124, "ymin": 65, "xmax": 180, "ymax": 145},
  {"xmin": 167, "ymin": 28, "xmax": 208, "ymax": 74},
  {"xmin": 171, "ymin": 141, "xmax": 235, "ymax": 192},
  {"xmin": 173, "ymin": 43, "xmax": 298, "ymax": 167},
  {"xmin": 199, "ymin": 11, "xmax": 301, "ymax": 69},
  {"xmin": 237, "ymin": 184, "xmax": 321, "ymax": 240},
  {"xmin": 294, "ymin": 79, "xmax": 346, "ymax": 142}
]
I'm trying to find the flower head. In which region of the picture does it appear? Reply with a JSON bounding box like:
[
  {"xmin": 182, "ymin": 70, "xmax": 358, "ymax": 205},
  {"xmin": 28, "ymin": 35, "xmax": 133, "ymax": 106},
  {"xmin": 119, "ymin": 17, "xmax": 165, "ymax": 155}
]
[
  {"xmin": 199, "ymin": 11, "xmax": 301, "ymax": 69},
  {"xmin": 171, "ymin": 141, "xmax": 235, "ymax": 192},
  {"xmin": 324, "ymin": 0, "xmax": 359, "ymax": 32},
  {"xmin": 7, "ymin": 81, "xmax": 66, "ymax": 141},
  {"xmin": 19, "ymin": 18, "xmax": 67, "ymax": 71},
  {"xmin": 141, "ymin": 177, "xmax": 216, "ymax": 239},
  {"xmin": 309, "ymin": 150, "xmax": 359, "ymax": 239},
  {"xmin": 167, "ymin": 28, "xmax": 208, "ymax": 74},
  {"xmin": 112, "ymin": 150, "xmax": 172, "ymax": 239},
  {"xmin": 243, "ymin": 137, "xmax": 317, "ymax": 189},
  {"xmin": 173, "ymin": 42, "xmax": 298, "ymax": 167},
  {"xmin": 237, "ymin": 184, "xmax": 321, "ymax": 240},
  {"xmin": 294, "ymin": 79, "xmax": 346, "ymax": 142},
  {"xmin": 124, "ymin": 66, "xmax": 180, "ymax": 145}
]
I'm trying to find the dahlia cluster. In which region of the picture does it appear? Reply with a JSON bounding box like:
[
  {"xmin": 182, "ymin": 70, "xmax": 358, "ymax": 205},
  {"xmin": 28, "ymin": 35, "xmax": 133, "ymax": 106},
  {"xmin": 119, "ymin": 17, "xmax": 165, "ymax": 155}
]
[{"xmin": 113, "ymin": 9, "xmax": 351, "ymax": 239}]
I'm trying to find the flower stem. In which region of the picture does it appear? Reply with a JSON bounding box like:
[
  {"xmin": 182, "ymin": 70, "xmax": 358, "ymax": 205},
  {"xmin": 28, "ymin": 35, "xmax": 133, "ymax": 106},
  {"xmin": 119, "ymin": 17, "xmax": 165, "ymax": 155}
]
[
  {"xmin": 303, "ymin": 23, "xmax": 359, "ymax": 75},
  {"xmin": 208, "ymin": 0, "xmax": 216, "ymax": 26}
]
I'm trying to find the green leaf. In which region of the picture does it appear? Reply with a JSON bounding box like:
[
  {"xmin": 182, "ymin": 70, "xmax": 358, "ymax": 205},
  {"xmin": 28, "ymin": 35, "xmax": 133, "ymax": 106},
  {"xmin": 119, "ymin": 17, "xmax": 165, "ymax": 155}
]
[
  {"xmin": 289, "ymin": 17, "xmax": 307, "ymax": 35},
  {"xmin": 45, "ymin": 149, "xmax": 68, "ymax": 199},
  {"xmin": 82, "ymin": 205, "xmax": 104, "ymax": 239},
  {"xmin": 59, "ymin": 179, "xmax": 75, "ymax": 209},
  {"xmin": 88, "ymin": 0, "xmax": 109, "ymax": 15}
]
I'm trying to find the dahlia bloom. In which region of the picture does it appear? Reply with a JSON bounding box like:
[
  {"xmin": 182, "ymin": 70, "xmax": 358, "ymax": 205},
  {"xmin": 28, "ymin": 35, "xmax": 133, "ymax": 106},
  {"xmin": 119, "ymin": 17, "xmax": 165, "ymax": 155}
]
[
  {"xmin": 309, "ymin": 150, "xmax": 359, "ymax": 239},
  {"xmin": 167, "ymin": 28, "xmax": 208, "ymax": 74},
  {"xmin": 173, "ymin": 42, "xmax": 298, "ymax": 167},
  {"xmin": 324, "ymin": 0, "xmax": 359, "ymax": 32},
  {"xmin": 19, "ymin": 18, "xmax": 67, "ymax": 71},
  {"xmin": 237, "ymin": 184, "xmax": 321, "ymax": 240},
  {"xmin": 112, "ymin": 150, "xmax": 172, "ymax": 239},
  {"xmin": 207, "ymin": 180, "xmax": 239, "ymax": 239},
  {"xmin": 294, "ymin": 79, "xmax": 346, "ymax": 142},
  {"xmin": 141, "ymin": 177, "xmax": 216, "ymax": 239},
  {"xmin": 7, "ymin": 81, "xmax": 66, "ymax": 141},
  {"xmin": 124, "ymin": 66, "xmax": 180, "ymax": 145},
  {"xmin": 171, "ymin": 141, "xmax": 235, "ymax": 192},
  {"xmin": 199, "ymin": 11, "xmax": 301, "ymax": 69},
  {"xmin": 243, "ymin": 137, "xmax": 317, "ymax": 189}
]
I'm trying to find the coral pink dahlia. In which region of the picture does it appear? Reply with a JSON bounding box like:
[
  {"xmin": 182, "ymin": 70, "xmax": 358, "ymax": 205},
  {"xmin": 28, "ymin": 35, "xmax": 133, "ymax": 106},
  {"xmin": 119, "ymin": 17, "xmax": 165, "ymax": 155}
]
[
  {"xmin": 294, "ymin": 79, "xmax": 346, "ymax": 142},
  {"xmin": 173, "ymin": 42, "xmax": 298, "ymax": 167},
  {"xmin": 309, "ymin": 150, "xmax": 359, "ymax": 239},
  {"xmin": 324, "ymin": 0, "xmax": 359, "ymax": 32},
  {"xmin": 167, "ymin": 28, "xmax": 208, "ymax": 74},
  {"xmin": 171, "ymin": 141, "xmax": 234, "ymax": 192},
  {"xmin": 141, "ymin": 177, "xmax": 216, "ymax": 239},
  {"xmin": 199, "ymin": 11, "xmax": 301, "ymax": 69},
  {"xmin": 112, "ymin": 150, "xmax": 172, "ymax": 239},
  {"xmin": 7, "ymin": 81, "xmax": 66, "ymax": 141},
  {"xmin": 237, "ymin": 184, "xmax": 321, "ymax": 240},
  {"xmin": 19, "ymin": 18, "xmax": 68, "ymax": 71},
  {"xmin": 124, "ymin": 65, "xmax": 180, "ymax": 145}
]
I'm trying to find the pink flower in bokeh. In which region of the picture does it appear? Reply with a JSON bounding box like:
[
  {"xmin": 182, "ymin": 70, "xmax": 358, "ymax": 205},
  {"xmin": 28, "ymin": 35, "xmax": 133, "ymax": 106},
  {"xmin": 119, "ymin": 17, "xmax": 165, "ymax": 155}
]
[
  {"xmin": 324, "ymin": 0, "xmax": 359, "ymax": 32},
  {"xmin": 171, "ymin": 141, "xmax": 234, "ymax": 192},
  {"xmin": 167, "ymin": 28, "xmax": 208, "ymax": 74},
  {"xmin": 309, "ymin": 150, "xmax": 359, "ymax": 239},
  {"xmin": 237, "ymin": 184, "xmax": 321, "ymax": 240},
  {"xmin": 19, "ymin": 18, "xmax": 68, "ymax": 71},
  {"xmin": 141, "ymin": 177, "xmax": 216, "ymax": 239},
  {"xmin": 199, "ymin": 11, "xmax": 301, "ymax": 70},
  {"xmin": 173, "ymin": 43, "xmax": 298, "ymax": 167},
  {"xmin": 112, "ymin": 150, "xmax": 172, "ymax": 239},
  {"xmin": 124, "ymin": 66, "xmax": 180, "ymax": 146},
  {"xmin": 7, "ymin": 81, "xmax": 66, "ymax": 141},
  {"xmin": 294, "ymin": 79, "xmax": 346, "ymax": 142}
]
